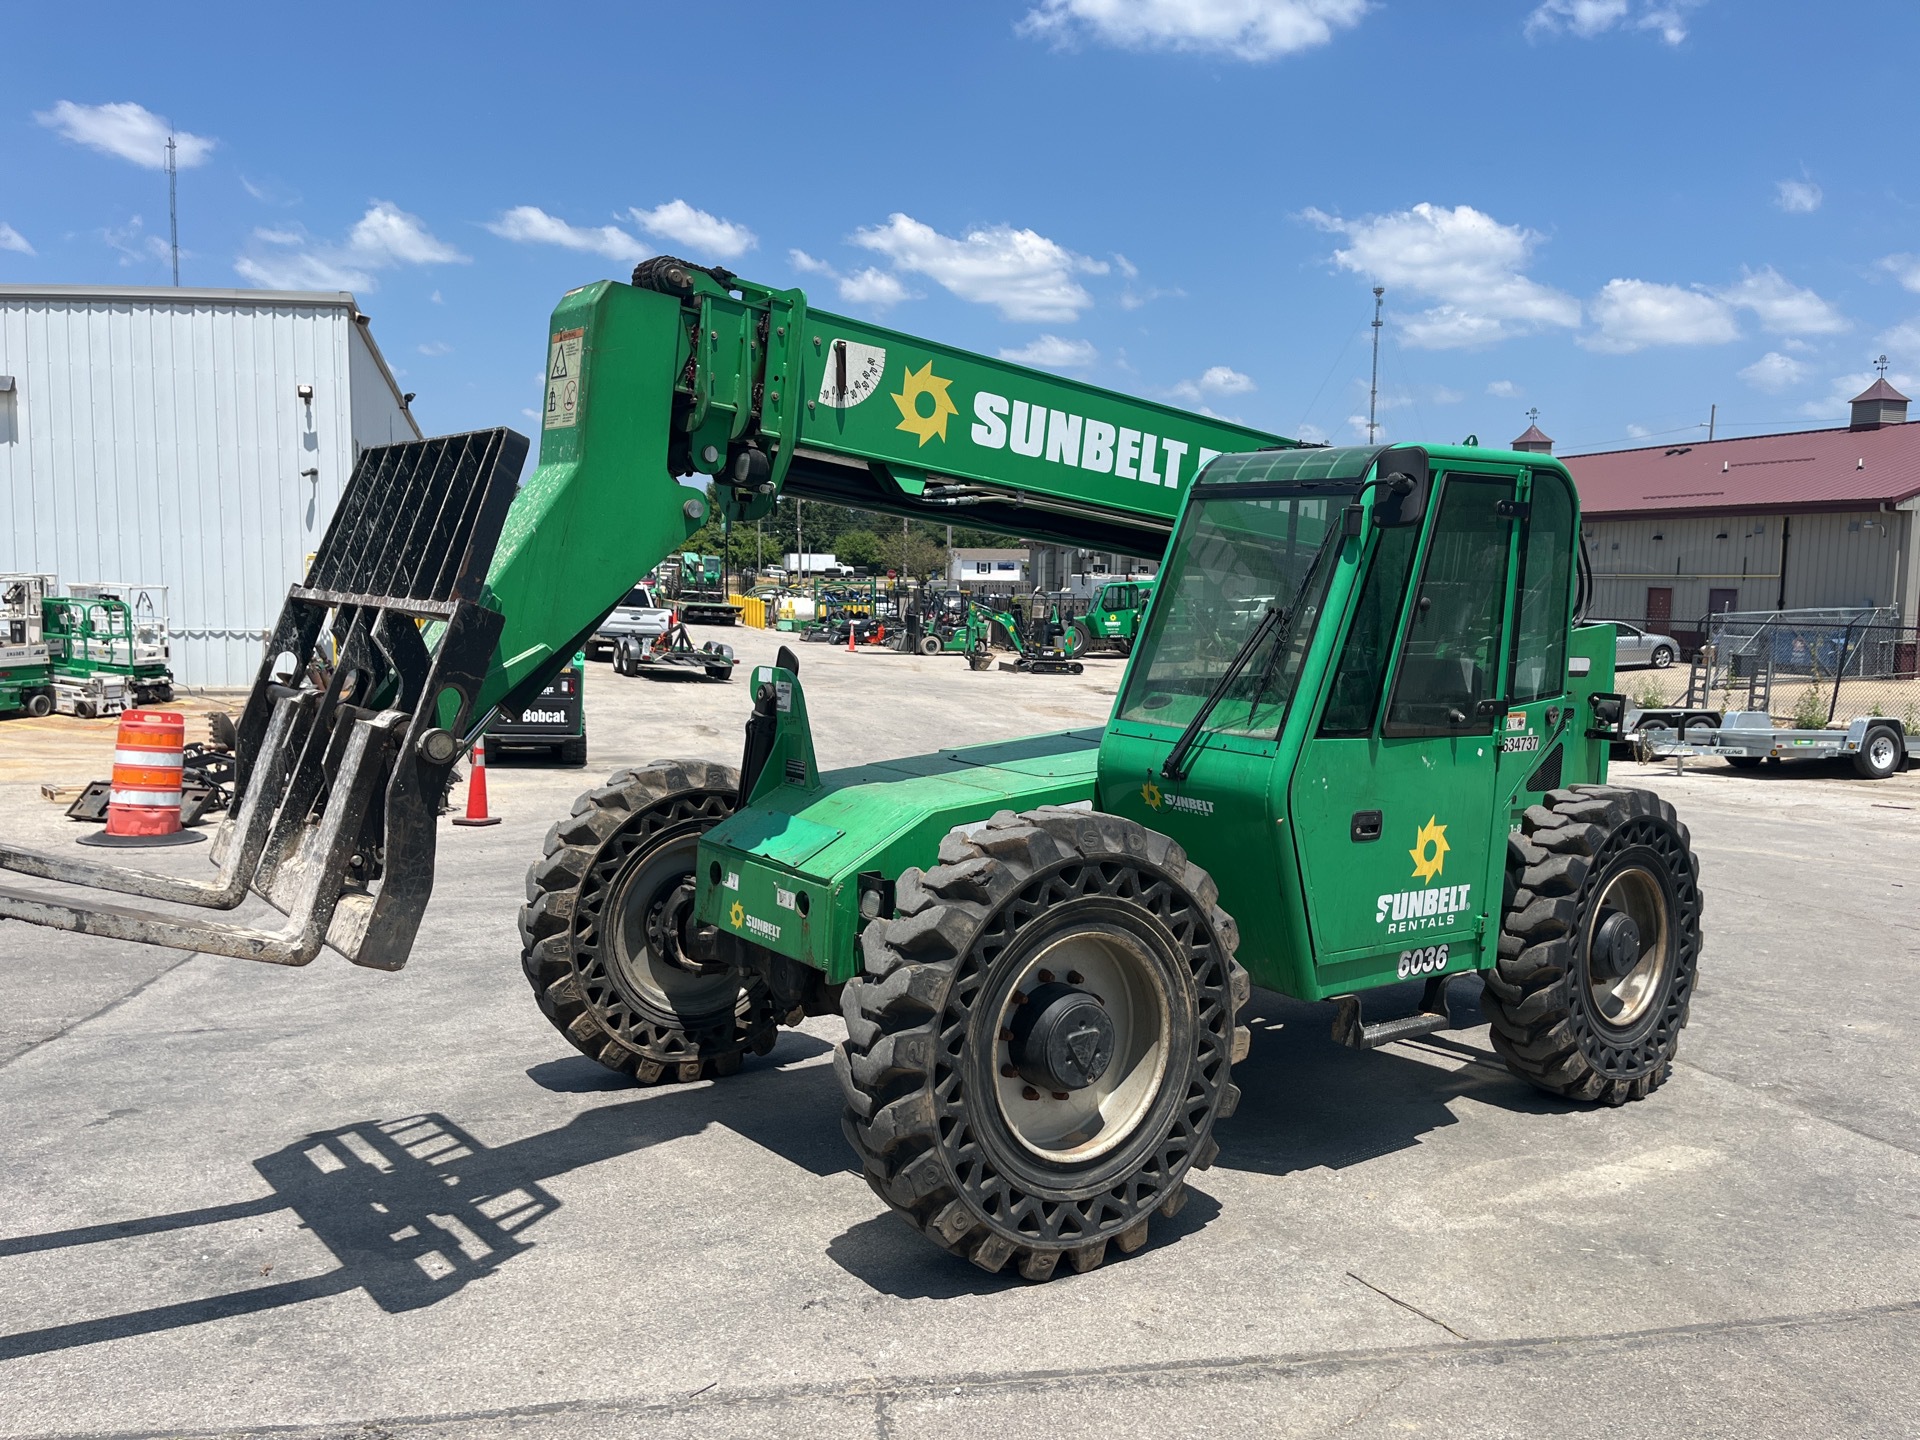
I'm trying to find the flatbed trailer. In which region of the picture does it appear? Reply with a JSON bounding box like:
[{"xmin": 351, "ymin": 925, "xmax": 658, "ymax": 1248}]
[{"xmin": 1627, "ymin": 707, "xmax": 1915, "ymax": 779}]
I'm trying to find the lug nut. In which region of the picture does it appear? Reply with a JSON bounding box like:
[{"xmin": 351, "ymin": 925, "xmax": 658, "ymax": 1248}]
[
  {"xmin": 1051, "ymin": 1091, "xmax": 1069, "ymax": 1101},
  {"xmin": 1067, "ymin": 971, "xmax": 1084, "ymax": 985},
  {"xmin": 1001, "ymin": 1064, "xmax": 1018, "ymax": 1078},
  {"xmin": 1037, "ymin": 969, "xmax": 1055, "ymax": 983},
  {"xmin": 1021, "ymin": 1086, "xmax": 1040, "ymax": 1102},
  {"xmin": 999, "ymin": 1027, "xmax": 1015, "ymax": 1044}
]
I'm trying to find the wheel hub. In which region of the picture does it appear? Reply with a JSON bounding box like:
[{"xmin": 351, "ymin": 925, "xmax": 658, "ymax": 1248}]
[
  {"xmin": 1010, "ymin": 982, "xmax": 1115, "ymax": 1091},
  {"xmin": 1590, "ymin": 910, "xmax": 1642, "ymax": 981},
  {"xmin": 645, "ymin": 876, "xmax": 723, "ymax": 976}
]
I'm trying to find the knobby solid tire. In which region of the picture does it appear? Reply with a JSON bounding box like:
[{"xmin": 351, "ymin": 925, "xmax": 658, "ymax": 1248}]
[
  {"xmin": 1482, "ymin": 785, "xmax": 1703, "ymax": 1106},
  {"xmin": 518, "ymin": 759, "xmax": 777, "ymax": 1084},
  {"xmin": 836, "ymin": 807, "xmax": 1251, "ymax": 1281}
]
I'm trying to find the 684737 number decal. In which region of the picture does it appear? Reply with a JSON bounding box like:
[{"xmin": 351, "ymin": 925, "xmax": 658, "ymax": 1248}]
[{"xmin": 1397, "ymin": 943, "xmax": 1449, "ymax": 979}]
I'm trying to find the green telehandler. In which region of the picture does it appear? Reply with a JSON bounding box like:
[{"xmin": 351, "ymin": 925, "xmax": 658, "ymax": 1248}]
[
  {"xmin": 0, "ymin": 258, "xmax": 1699, "ymax": 1282},
  {"xmin": 1067, "ymin": 576, "xmax": 1155, "ymax": 657}
]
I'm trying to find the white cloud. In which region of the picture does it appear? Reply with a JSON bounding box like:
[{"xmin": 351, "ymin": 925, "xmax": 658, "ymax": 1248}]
[
  {"xmin": 1582, "ymin": 279, "xmax": 1739, "ymax": 353},
  {"xmin": 487, "ymin": 206, "xmax": 647, "ymax": 263},
  {"xmin": 1169, "ymin": 365, "xmax": 1256, "ymax": 404},
  {"xmin": 1018, "ymin": 0, "xmax": 1367, "ymax": 59},
  {"xmin": 0, "ymin": 223, "xmax": 33, "ymax": 257},
  {"xmin": 430, "ymin": 289, "xmax": 444, "ymax": 305},
  {"xmin": 417, "ymin": 341, "xmax": 452, "ymax": 357},
  {"xmin": 1304, "ymin": 202, "xmax": 1580, "ymax": 348},
  {"xmin": 237, "ymin": 202, "xmax": 466, "ymax": 293},
  {"xmin": 1487, "ymin": 379, "xmax": 1518, "ymax": 398},
  {"xmin": 101, "ymin": 216, "xmax": 172, "ymax": 269},
  {"xmin": 1525, "ymin": 0, "xmax": 1700, "ymax": 45},
  {"xmin": 1738, "ymin": 351, "xmax": 1807, "ymax": 393},
  {"xmin": 1717, "ymin": 267, "xmax": 1846, "ymax": 335},
  {"xmin": 853, "ymin": 213, "xmax": 1106, "ymax": 323},
  {"xmin": 838, "ymin": 267, "xmax": 913, "ymax": 308},
  {"xmin": 35, "ymin": 100, "xmax": 215, "ymax": 170},
  {"xmin": 349, "ymin": 202, "xmax": 465, "ymax": 266},
  {"xmin": 999, "ymin": 335, "xmax": 1099, "ymax": 369},
  {"xmin": 630, "ymin": 200, "xmax": 756, "ymax": 262},
  {"xmin": 1114, "ymin": 253, "xmax": 1139, "ymax": 279},
  {"xmin": 1295, "ymin": 423, "xmax": 1329, "ymax": 444},
  {"xmin": 1881, "ymin": 318, "xmax": 1920, "ymax": 361},
  {"xmin": 1775, "ymin": 178, "xmax": 1822, "ymax": 214},
  {"xmin": 1880, "ymin": 255, "xmax": 1920, "ymax": 294},
  {"xmin": 789, "ymin": 248, "xmax": 834, "ymax": 275},
  {"xmin": 1625, "ymin": 423, "xmax": 1652, "ymax": 439}
]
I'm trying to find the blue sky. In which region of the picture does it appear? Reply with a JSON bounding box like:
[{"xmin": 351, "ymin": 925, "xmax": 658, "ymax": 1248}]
[{"xmin": 5, "ymin": 0, "xmax": 1917, "ymax": 456}]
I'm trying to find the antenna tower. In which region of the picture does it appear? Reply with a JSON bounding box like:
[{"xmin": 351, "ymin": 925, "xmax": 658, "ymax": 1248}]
[
  {"xmin": 1366, "ymin": 286, "xmax": 1385, "ymax": 443},
  {"xmin": 165, "ymin": 135, "xmax": 180, "ymax": 286}
]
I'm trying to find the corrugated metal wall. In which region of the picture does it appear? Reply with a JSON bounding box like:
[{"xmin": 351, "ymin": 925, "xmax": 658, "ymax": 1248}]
[
  {"xmin": 1586, "ymin": 508, "xmax": 1909, "ymax": 627},
  {"xmin": 0, "ymin": 293, "xmax": 411, "ymax": 686}
]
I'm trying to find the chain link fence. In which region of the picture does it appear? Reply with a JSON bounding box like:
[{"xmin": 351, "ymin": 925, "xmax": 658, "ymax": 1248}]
[{"xmin": 1674, "ymin": 608, "xmax": 1920, "ymax": 728}]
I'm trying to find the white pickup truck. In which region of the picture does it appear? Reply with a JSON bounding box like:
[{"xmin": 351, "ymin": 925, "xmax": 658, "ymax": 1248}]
[{"xmin": 587, "ymin": 583, "xmax": 672, "ymax": 661}]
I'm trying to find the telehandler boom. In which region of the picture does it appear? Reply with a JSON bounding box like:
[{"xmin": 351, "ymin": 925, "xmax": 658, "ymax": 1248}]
[{"xmin": 0, "ymin": 259, "xmax": 1700, "ymax": 1281}]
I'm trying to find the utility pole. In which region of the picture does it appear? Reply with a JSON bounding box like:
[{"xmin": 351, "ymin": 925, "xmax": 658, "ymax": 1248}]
[
  {"xmin": 1366, "ymin": 286, "xmax": 1385, "ymax": 443},
  {"xmin": 165, "ymin": 135, "xmax": 180, "ymax": 286}
]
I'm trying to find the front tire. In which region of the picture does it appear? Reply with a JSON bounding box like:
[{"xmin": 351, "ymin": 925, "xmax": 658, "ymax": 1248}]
[
  {"xmin": 25, "ymin": 692, "xmax": 53, "ymax": 719},
  {"xmin": 837, "ymin": 808, "xmax": 1249, "ymax": 1279},
  {"xmin": 1651, "ymin": 645, "xmax": 1675, "ymax": 668},
  {"xmin": 1483, "ymin": 786, "xmax": 1702, "ymax": 1105},
  {"xmin": 519, "ymin": 760, "xmax": 777, "ymax": 1083}
]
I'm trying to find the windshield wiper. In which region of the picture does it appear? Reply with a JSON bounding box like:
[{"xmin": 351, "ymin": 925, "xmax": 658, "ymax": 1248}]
[{"xmin": 1161, "ymin": 603, "xmax": 1283, "ymax": 782}]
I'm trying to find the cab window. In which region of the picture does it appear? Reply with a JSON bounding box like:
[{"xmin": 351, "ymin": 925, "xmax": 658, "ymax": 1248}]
[
  {"xmin": 1510, "ymin": 471, "xmax": 1574, "ymax": 702},
  {"xmin": 1384, "ymin": 474, "xmax": 1513, "ymax": 737}
]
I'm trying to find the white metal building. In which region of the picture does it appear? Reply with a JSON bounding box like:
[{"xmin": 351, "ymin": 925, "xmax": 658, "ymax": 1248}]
[{"xmin": 0, "ymin": 285, "xmax": 420, "ymax": 687}]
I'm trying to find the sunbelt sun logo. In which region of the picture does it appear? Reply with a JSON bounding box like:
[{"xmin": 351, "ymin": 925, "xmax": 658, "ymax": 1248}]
[{"xmin": 1375, "ymin": 816, "xmax": 1472, "ymax": 936}]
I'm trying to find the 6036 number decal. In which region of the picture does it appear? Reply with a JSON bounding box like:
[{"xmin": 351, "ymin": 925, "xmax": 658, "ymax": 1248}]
[{"xmin": 1397, "ymin": 943, "xmax": 1449, "ymax": 979}]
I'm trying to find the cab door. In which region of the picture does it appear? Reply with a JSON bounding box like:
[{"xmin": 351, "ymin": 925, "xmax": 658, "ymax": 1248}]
[{"xmin": 1288, "ymin": 467, "xmax": 1521, "ymax": 990}]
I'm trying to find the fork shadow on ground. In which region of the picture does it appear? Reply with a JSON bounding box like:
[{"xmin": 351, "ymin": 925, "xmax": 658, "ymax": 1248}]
[{"xmin": 0, "ymin": 978, "xmax": 1575, "ymax": 1355}]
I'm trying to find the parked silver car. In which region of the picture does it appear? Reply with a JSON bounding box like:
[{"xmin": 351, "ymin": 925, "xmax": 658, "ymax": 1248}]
[
  {"xmin": 1611, "ymin": 620, "xmax": 1680, "ymax": 669},
  {"xmin": 588, "ymin": 584, "xmax": 672, "ymax": 661}
]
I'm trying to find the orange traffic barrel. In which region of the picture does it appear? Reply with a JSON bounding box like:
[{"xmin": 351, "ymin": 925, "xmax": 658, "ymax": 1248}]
[{"xmin": 78, "ymin": 709, "xmax": 206, "ymax": 848}]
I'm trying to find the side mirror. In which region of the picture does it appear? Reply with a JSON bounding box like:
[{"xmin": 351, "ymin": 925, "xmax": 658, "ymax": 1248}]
[{"xmin": 1371, "ymin": 447, "xmax": 1431, "ymax": 528}]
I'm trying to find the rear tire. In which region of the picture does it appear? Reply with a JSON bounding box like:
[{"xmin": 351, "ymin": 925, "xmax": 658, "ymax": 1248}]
[
  {"xmin": 555, "ymin": 733, "xmax": 588, "ymax": 768},
  {"xmin": 1854, "ymin": 724, "xmax": 1903, "ymax": 779},
  {"xmin": 919, "ymin": 635, "xmax": 942, "ymax": 656},
  {"xmin": 1483, "ymin": 786, "xmax": 1702, "ymax": 1106},
  {"xmin": 1069, "ymin": 619, "xmax": 1095, "ymax": 657},
  {"xmin": 519, "ymin": 760, "xmax": 777, "ymax": 1083},
  {"xmin": 1724, "ymin": 755, "xmax": 1764, "ymax": 770},
  {"xmin": 837, "ymin": 808, "xmax": 1249, "ymax": 1279},
  {"xmin": 25, "ymin": 692, "xmax": 52, "ymax": 719}
]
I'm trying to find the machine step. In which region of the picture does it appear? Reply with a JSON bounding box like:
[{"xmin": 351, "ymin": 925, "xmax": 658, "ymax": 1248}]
[{"xmin": 1330, "ymin": 975, "xmax": 1462, "ymax": 1050}]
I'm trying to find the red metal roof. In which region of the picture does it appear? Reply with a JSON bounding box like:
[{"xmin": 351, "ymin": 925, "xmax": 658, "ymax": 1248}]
[
  {"xmin": 1565, "ymin": 422, "xmax": 1920, "ymax": 517},
  {"xmin": 1852, "ymin": 377, "xmax": 1910, "ymax": 404}
]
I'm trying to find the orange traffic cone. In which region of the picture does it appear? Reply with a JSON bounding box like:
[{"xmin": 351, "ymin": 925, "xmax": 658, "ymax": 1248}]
[
  {"xmin": 452, "ymin": 736, "xmax": 501, "ymax": 827},
  {"xmin": 79, "ymin": 708, "xmax": 205, "ymax": 847},
  {"xmin": 847, "ymin": 623, "xmax": 856, "ymax": 652}
]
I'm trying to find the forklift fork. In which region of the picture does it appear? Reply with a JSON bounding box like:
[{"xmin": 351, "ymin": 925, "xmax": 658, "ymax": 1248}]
[{"xmin": 0, "ymin": 429, "xmax": 527, "ymax": 970}]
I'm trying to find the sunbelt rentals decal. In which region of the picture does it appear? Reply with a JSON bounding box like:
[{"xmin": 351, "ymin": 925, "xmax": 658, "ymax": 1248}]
[
  {"xmin": 1375, "ymin": 817, "xmax": 1472, "ymax": 936},
  {"xmin": 1140, "ymin": 780, "xmax": 1214, "ymax": 817},
  {"xmin": 727, "ymin": 900, "xmax": 781, "ymax": 943},
  {"xmin": 824, "ymin": 341, "xmax": 1231, "ymax": 490}
]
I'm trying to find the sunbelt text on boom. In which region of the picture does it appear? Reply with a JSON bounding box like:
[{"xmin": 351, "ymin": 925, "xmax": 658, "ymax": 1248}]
[{"xmin": 971, "ymin": 392, "xmax": 1222, "ymax": 489}]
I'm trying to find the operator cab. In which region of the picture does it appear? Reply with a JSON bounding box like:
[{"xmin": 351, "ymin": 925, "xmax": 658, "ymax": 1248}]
[{"xmin": 1101, "ymin": 443, "xmax": 1596, "ymax": 1002}]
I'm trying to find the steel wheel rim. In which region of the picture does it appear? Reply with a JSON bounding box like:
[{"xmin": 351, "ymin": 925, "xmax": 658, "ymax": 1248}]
[
  {"xmin": 1584, "ymin": 865, "xmax": 1670, "ymax": 1028},
  {"xmin": 991, "ymin": 928, "xmax": 1170, "ymax": 1164},
  {"xmin": 606, "ymin": 831, "xmax": 737, "ymax": 1019},
  {"xmin": 1869, "ymin": 733, "xmax": 1897, "ymax": 769}
]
